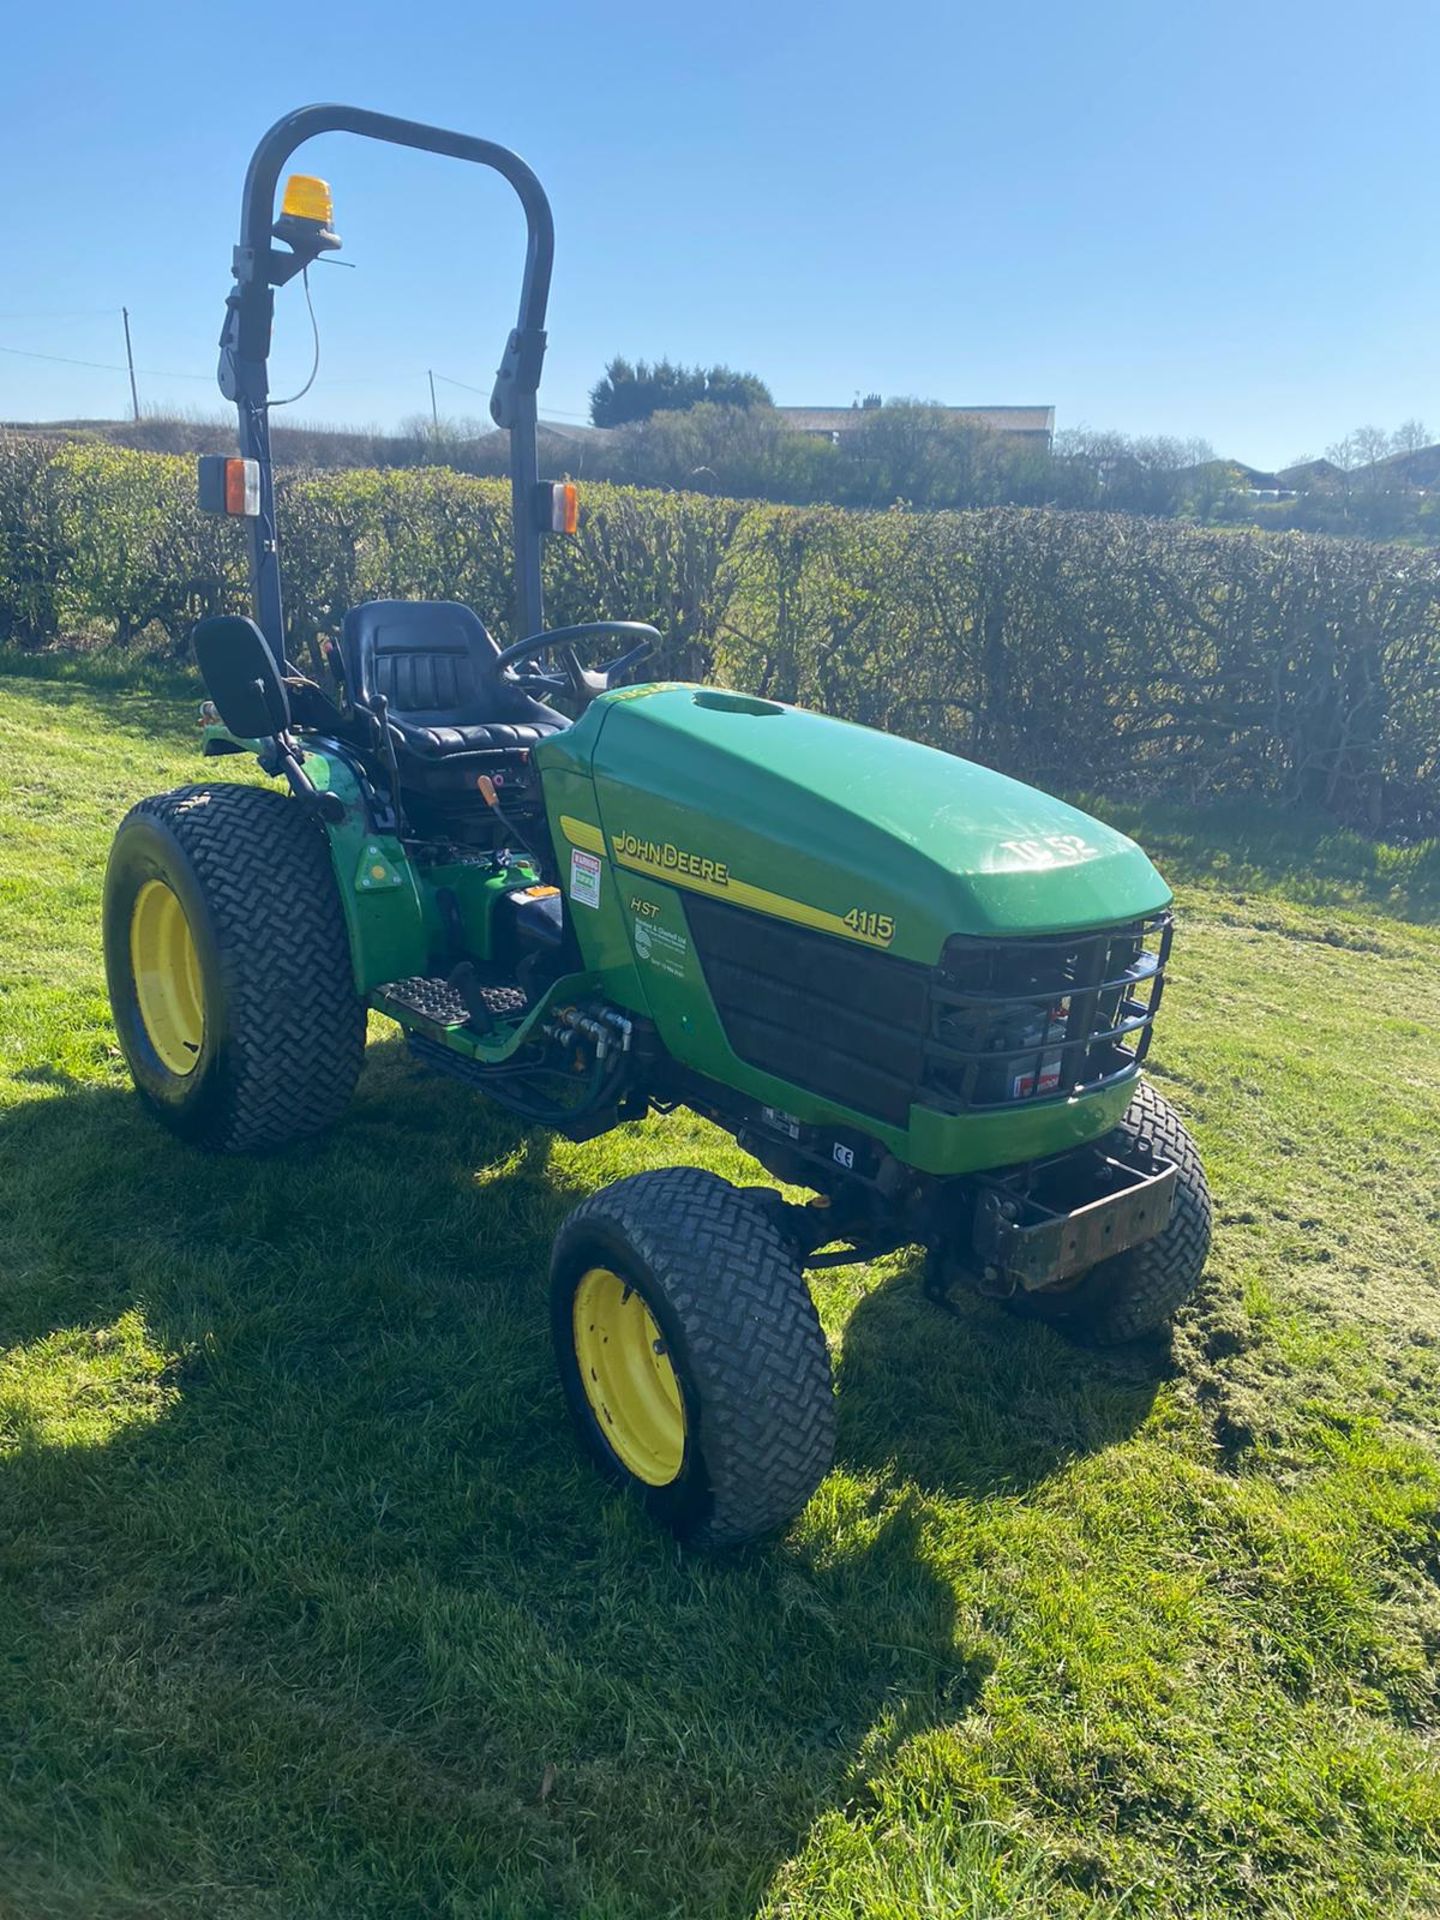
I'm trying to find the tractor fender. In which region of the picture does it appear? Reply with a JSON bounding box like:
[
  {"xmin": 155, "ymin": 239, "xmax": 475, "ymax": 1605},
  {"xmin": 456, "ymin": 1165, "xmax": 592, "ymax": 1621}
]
[{"xmin": 301, "ymin": 746, "xmax": 428, "ymax": 993}]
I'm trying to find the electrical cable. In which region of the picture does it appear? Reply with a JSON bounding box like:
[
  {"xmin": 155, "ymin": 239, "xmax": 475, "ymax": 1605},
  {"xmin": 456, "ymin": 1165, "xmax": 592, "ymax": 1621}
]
[{"xmin": 266, "ymin": 269, "xmax": 320, "ymax": 410}]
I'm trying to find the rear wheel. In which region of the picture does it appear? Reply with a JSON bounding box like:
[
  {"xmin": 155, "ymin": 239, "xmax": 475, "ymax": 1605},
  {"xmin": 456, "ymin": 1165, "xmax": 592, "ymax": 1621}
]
[
  {"xmin": 103, "ymin": 783, "xmax": 365, "ymax": 1152},
  {"xmin": 1005, "ymin": 1080, "xmax": 1212, "ymax": 1344},
  {"xmin": 551, "ymin": 1167, "xmax": 836, "ymax": 1547}
]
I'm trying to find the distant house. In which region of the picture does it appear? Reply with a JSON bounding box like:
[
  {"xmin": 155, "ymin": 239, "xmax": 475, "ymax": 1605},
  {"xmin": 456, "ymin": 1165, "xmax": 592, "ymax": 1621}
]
[
  {"xmin": 777, "ymin": 404, "xmax": 1056, "ymax": 449},
  {"xmin": 1276, "ymin": 458, "xmax": 1344, "ymax": 489}
]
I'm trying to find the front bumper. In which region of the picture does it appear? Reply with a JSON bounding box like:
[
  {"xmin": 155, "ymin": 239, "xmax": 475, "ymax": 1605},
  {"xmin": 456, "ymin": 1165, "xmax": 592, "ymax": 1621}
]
[{"xmin": 971, "ymin": 1145, "xmax": 1178, "ymax": 1291}]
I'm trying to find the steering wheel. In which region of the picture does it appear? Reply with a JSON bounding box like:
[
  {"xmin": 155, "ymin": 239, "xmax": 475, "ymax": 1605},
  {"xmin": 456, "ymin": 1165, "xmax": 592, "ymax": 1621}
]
[{"xmin": 493, "ymin": 621, "xmax": 661, "ymax": 707}]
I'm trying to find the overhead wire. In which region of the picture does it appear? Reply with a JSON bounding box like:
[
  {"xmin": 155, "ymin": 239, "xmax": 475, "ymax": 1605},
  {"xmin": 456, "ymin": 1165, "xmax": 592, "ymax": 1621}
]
[
  {"xmin": 0, "ymin": 341, "xmax": 212, "ymax": 381},
  {"xmin": 0, "ymin": 307, "xmax": 123, "ymax": 320},
  {"xmin": 1, "ymin": 296, "xmax": 590, "ymax": 413},
  {"xmin": 431, "ymin": 370, "xmax": 591, "ymax": 425},
  {"xmin": 431, "ymin": 370, "xmax": 488, "ymax": 397}
]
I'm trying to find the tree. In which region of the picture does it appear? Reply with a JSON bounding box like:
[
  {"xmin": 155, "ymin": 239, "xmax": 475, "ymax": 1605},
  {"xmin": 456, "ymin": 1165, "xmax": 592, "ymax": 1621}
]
[
  {"xmin": 1326, "ymin": 424, "xmax": 1392, "ymax": 480},
  {"xmin": 839, "ymin": 399, "xmax": 953, "ymax": 504},
  {"xmin": 608, "ymin": 402, "xmax": 833, "ymax": 502},
  {"xmin": 703, "ymin": 365, "xmax": 773, "ymax": 411},
  {"xmin": 590, "ymin": 357, "xmax": 772, "ymax": 427},
  {"xmin": 1049, "ymin": 429, "xmax": 1214, "ymax": 516},
  {"xmin": 1391, "ymin": 417, "xmax": 1431, "ymax": 456},
  {"xmin": 1318, "ymin": 423, "xmax": 1422, "ymax": 536}
]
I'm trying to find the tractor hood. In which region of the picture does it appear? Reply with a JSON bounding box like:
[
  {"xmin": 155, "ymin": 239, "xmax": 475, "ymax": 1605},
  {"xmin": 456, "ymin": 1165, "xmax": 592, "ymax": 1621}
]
[{"xmin": 558, "ymin": 685, "xmax": 1171, "ymax": 967}]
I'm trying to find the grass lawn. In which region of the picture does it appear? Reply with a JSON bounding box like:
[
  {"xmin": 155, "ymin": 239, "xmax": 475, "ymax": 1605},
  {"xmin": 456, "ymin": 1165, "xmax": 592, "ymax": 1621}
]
[{"xmin": 1, "ymin": 656, "xmax": 1438, "ymax": 1918}]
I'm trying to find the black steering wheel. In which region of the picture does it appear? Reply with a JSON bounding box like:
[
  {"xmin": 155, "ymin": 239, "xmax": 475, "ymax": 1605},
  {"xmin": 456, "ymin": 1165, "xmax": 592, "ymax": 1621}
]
[{"xmin": 493, "ymin": 621, "xmax": 661, "ymax": 706}]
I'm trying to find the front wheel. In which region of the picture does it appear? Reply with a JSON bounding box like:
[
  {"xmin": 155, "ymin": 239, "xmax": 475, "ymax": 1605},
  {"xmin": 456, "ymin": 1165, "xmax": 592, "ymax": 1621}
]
[
  {"xmin": 551, "ymin": 1167, "xmax": 836, "ymax": 1547},
  {"xmin": 1005, "ymin": 1080, "xmax": 1212, "ymax": 1344},
  {"xmin": 103, "ymin": 784, "xmax": 365, "ymax": 1152}
]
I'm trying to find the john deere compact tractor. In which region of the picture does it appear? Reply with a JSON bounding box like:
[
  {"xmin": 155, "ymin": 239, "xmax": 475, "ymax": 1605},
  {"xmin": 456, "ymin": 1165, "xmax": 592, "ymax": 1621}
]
[{"xmin": 104, "ymin": 106, "xmax": 1211, "ymax": 1546}]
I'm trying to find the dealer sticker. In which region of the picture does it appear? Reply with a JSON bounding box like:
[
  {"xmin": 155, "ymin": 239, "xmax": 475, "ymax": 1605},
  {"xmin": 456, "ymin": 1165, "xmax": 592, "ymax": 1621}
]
[
  {"xmin": 569, "ymin": 848, "xmax": 602, "ymax": 909},
  {"xmin": 633, "ymin": 915, "xmax": 689, "ymax": 977}
]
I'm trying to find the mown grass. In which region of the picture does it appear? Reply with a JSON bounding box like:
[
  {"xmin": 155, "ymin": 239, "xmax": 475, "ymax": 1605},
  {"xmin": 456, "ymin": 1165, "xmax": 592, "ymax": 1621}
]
[{"xmin": 1, "ymin": 660, "xmax": 1437, "ymax": 1918}]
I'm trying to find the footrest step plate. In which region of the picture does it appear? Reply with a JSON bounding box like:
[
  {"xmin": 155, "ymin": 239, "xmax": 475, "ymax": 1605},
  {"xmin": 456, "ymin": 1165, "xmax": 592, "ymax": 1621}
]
[
  {"xmin": 373, "ymin": 975, "xmax": 531, "ymax": 1033},
  {"xmin": 373, "ymin": 977, "xmax": 472, "ymax": 1031}
]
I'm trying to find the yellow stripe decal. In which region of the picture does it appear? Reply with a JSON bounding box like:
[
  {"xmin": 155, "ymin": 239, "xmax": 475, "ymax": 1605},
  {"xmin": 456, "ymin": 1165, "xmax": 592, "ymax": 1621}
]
[
  {"xmin": 559, "ymin": 814, "xmax": 606, "ymax": 855},
  {"xmin": 610, "ymin": 840, "xmax": 878, "ymax": 945}
]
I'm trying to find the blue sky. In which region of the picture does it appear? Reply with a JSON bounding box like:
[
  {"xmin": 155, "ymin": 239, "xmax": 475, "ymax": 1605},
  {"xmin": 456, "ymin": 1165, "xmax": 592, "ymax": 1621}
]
[{"xmin": 1, "ymin": 0, "xmax": 1435, "ymax": 469}]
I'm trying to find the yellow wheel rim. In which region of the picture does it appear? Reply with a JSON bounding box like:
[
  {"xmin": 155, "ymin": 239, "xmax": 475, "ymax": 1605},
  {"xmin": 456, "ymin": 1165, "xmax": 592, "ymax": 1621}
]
[
  {"xmin": 129, "ymin": 880, "xmax": 205, "ymax": 1077},
  {"xmin": 572, "ymin": 1266, "xmax": 686, "ymax": 1486}
]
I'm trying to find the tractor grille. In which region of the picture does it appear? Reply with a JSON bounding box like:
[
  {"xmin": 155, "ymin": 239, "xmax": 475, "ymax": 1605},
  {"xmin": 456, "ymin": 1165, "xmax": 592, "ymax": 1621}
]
[
  {"xmin": 682, "ymin": 895, "xmax": 1170, "ymax": 1127},
  {"xmin": 681, "ymin": 894, "xmax": 929, "ymax": 1126},
  {"xmin": 922, "ymin": 913, "xmax": 1171, "ymax": 1113}
]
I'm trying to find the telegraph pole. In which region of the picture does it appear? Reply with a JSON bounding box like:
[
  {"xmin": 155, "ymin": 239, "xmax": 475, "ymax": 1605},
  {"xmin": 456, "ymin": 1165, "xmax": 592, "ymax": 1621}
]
[
  {"xmin": 428, "ymin": 369, "xmax": 439, "ymax": 433},
  {"xmin": 121, "ymin": 308, "xmax": 140, "ymax": 421}
]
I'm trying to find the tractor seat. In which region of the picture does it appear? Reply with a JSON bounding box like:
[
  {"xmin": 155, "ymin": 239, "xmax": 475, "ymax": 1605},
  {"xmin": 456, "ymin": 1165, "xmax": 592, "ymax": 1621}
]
[{"xmin": 339, "ymin": 600, "xmax": 569, "ymax": 763}]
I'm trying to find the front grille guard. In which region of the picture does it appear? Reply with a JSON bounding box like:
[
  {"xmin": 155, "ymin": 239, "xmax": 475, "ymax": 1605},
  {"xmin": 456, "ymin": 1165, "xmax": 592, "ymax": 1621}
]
[{"xmin": 920, "ymin": 911, "xmax": 1172, "ymax": 1113}]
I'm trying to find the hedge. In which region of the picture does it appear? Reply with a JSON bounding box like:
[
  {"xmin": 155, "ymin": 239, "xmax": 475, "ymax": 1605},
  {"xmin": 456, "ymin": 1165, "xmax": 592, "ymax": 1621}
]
[{"xmin": 3, "ymin": 437, "xmax": 1438, "ymax": 832}]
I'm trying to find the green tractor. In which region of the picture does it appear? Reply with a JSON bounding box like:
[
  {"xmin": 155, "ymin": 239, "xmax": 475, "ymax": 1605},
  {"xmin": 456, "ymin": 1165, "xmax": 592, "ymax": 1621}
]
[{"xmin": 104, "ymin": 106, "xmax": 1211, "ymax": 1547}]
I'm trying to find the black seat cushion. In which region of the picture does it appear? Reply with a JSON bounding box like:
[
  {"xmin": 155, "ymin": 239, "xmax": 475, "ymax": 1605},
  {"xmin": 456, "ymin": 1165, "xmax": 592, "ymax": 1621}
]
[
  {"xmin": 391, "ymin": 715, "xmax": 560, "ymax": 755},
  {"xmin": 339, "ymin": 600, "xmax": 569, "ymax": 761}
]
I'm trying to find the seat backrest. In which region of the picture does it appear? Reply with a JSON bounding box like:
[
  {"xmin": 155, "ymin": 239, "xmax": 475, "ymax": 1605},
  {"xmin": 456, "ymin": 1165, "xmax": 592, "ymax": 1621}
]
[{"xmin": 340, "ymin": 600, "xmax": 501, "ymax": 722}]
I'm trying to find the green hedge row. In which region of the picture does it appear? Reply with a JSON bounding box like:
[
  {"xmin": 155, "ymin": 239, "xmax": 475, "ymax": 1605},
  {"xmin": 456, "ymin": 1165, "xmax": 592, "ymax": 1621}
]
[{"xmin": 4, "ymin": 438, "xmax": 1438, "ymax": 831}]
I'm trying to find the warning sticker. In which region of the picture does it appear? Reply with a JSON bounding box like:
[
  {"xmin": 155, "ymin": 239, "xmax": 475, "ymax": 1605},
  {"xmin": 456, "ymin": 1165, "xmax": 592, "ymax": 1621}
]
[
  {"xmin": 1012, "ymin": 1057, "xmax": 1063, "ymax": 1100},
  {"xmin": 569, "ymin": 848, "xmax": 602, "ymax": 909}
]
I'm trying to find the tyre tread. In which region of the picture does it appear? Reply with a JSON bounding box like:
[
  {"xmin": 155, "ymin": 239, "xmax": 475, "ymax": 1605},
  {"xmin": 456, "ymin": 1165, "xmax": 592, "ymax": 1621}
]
[
  {"xmin": 554, "ymin": 1167, "xmax": 836, "ymax": 1546},
  {"xmin": 114, "ymin": 783, "xmax": 363, "ymax": 1151},
  {"xmin": 1093, "ymin": 1080, "xmax": 1212, "ymax": 1340}
]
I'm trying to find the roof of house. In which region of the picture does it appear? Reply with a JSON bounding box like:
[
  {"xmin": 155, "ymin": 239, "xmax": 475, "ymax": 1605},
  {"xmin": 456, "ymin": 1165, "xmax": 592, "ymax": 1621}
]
[
  {"xmin": 777, "ymin": 404, "xmax": 1055, "ymax": 436},
  {"xmin": 1274, "ymin": 457, "xmax": 1344, "ymax": 487},
  {"xmin": 1343, "ymin": 446, "xmax": 1440, "ymax": 489}
]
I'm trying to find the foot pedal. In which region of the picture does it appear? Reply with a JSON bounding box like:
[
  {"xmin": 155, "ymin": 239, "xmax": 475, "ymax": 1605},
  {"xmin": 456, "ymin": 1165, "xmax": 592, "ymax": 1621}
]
[
  {"xmin": 373, "ymin": 976, "xmax": 472, "ymax": 1032},
  {"xmin": 473, "ymin": 983, "xmax": 528, "ymax": 1018}
]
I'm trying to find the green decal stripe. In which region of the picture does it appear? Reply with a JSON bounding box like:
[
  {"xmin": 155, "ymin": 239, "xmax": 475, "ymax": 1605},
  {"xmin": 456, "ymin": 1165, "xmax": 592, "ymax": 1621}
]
[{"xmin": 609, "ymin": 841, "xmax": 890, "ymax": 948}]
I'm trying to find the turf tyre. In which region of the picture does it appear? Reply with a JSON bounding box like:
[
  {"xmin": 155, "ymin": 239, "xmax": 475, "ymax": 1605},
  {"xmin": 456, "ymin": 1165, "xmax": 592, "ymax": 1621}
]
[
  {"xmin": 1005, "ymin": 1080, "xmax": 1211, "ymax": 1344},
  {"xmin": 551, "ymin": 1167, "xmax": 836, "ymax": 1547},
  {"xmin": 103, "ymin": 783, "xmax": 365, "ymax": 1152}
]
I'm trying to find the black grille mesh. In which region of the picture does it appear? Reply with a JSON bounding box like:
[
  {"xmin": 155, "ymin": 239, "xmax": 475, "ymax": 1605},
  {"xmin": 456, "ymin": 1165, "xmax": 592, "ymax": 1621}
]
[
  {"xmin": 682, "ymin": 895, "xmax": 1170, "ymax": 1126},
  {"xmin": 682, "ymin": 895, "xmax": 928, "ymax": 1125}
]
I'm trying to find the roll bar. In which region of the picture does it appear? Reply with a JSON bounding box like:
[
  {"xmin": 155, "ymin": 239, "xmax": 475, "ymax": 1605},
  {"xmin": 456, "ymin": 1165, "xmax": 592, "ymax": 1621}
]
[{"xmin": 217, "ymin": 104, "xmax": 556, "ymax": 668}]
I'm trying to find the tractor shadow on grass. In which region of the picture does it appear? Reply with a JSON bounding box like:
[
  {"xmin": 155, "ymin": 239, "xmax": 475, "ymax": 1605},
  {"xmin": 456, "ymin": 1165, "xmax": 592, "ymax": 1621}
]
[
  {"xmin": 0, "ymin": 1051, "xmax": 1153, "ymax": 1917},
  {"xmin": 830, "ymin": 1256, "xmax": 1167, "ymax": 1504}
]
